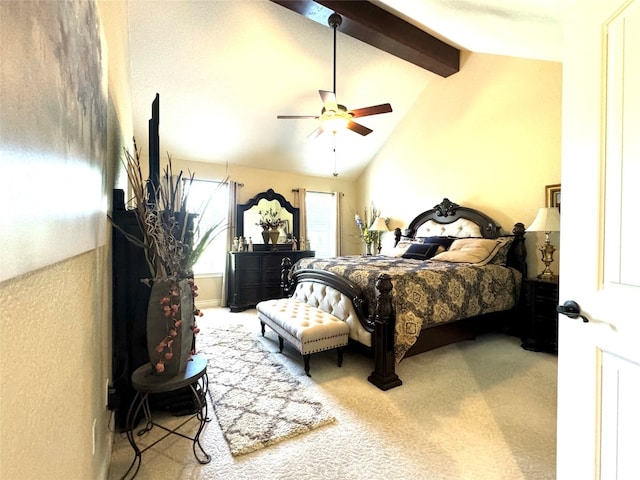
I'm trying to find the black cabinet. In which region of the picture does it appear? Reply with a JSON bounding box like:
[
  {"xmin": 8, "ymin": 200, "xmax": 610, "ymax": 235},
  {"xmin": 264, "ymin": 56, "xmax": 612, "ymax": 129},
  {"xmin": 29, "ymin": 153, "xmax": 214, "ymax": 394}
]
[
  {"xmin": 228, "ymin": 250, "xmax": 315, "ymax": 311},
  {"xmin": 520, "ymin": 278, "xmax": 559, "ymax": 353},
  {"xmin": 111, "ymin": 193, "xmax": 152, "ymax": 428}
]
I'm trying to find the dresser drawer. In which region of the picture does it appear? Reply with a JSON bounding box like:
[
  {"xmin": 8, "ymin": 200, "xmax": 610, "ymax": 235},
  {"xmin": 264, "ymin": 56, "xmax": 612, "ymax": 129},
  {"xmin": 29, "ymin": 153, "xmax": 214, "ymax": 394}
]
[{"xmin": 227, "ymin": 250, "xmax": 315, "ymax": 311}]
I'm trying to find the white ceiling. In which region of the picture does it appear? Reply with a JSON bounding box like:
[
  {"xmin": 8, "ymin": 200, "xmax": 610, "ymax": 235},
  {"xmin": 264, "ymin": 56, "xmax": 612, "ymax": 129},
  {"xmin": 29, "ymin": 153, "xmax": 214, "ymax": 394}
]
[{"xmin": 127, "ymin": 0, "xmax": 569, "ymax": 179}]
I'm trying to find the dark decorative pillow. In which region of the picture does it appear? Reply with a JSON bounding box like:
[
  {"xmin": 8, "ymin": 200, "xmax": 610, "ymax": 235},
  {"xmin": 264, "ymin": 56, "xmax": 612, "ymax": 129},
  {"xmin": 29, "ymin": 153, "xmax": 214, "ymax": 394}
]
[
  {"xmin": 488, "ymin": 236, "xmax": 514, "ymax": 266},
  {"xmin": 419, "ymin": 236, "xmax": 456, "ymax": 249},
  {"xmin": 402, "ymin": 242, "xmax": 442, "ymax": 260}
]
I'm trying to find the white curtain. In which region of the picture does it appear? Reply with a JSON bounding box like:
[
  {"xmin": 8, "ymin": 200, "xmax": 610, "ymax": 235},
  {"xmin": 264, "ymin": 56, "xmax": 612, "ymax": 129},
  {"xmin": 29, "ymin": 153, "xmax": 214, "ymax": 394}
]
[
  {"xmin": 220, "ymin": 180, "xmax": 240, "ymax": 307},
  {"xmin": 334, "ymin": 191, "xmax": 342, "ymax": 255},
  {"xmin": 293, "ymin": 188, "xmax": 307, "ymax": 248}
]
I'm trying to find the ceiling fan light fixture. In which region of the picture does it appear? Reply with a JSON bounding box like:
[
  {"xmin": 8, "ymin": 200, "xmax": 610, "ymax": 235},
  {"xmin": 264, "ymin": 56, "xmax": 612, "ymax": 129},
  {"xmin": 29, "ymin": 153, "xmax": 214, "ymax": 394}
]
[
  {"xmin": 320, "ymin": 103, "xmax": 351, "ymax": 132},
  {"xmin": 321, "ymin": 115, "xmax": 349, "ymax": 133},
  {"xmin": 276, "ymin": 12, "xmax": 392, "ymax": 142}
]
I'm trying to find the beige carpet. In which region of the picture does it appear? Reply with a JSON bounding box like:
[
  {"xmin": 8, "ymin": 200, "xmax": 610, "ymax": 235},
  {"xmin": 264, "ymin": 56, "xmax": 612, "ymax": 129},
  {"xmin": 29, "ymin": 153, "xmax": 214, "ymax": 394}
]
[{"xmin": 108, "ymin": 307, "xmax": 557, "ymax": 480}]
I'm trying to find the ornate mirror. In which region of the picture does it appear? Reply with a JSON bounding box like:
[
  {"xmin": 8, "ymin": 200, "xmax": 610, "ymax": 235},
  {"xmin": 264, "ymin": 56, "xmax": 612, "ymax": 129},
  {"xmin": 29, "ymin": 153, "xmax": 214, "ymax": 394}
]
[{"xmin": 236, "ymin": 189, "xmax": 299, "ymax": 249}]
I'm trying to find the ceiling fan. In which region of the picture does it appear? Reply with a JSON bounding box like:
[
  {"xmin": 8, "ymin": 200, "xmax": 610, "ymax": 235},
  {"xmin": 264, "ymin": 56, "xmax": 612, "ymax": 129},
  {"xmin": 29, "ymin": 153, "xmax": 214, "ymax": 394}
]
[{"xmin": 277, "ymin": 12, "xmax": 392, "ymax": 138}]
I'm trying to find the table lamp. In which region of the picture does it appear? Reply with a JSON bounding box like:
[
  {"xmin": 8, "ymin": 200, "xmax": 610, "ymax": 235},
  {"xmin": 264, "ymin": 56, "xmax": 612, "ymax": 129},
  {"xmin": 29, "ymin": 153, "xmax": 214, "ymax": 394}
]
[
  {"xmin": 370, "ymin": 216, "xmax": 389, "ymax": 254},
  {"xmin": 527, "ymin": 207, "xmax": 560, "ymax": 280}
]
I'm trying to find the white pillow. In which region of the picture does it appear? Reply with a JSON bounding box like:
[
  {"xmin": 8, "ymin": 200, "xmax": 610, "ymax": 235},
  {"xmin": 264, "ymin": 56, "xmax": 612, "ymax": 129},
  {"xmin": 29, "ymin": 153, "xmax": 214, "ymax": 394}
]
[
  {"xmin": 382, "ymin": 239, "xmax": 418, "ymax": 257},
  {"xmin": 430, "ymin": 237, "xmax": 507, "ymax": 266}
]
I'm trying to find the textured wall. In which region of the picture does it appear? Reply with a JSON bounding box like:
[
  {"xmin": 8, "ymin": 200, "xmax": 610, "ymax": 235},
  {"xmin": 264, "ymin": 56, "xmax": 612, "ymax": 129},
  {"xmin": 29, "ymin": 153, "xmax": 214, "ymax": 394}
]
[
  {"xmin": 0, "ymin": 252, "xmax": 109, "ymax": 479},
  {"xmin": 0, "ymin": 1, "xmax": 131, "ymax": 478}
]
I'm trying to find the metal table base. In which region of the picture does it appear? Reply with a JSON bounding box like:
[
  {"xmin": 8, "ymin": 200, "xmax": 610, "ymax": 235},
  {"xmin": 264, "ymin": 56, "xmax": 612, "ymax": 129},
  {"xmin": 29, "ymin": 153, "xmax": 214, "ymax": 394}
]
[{"xmin": 121, "ymin": 355, "xmax": 211, "ymax": 480}]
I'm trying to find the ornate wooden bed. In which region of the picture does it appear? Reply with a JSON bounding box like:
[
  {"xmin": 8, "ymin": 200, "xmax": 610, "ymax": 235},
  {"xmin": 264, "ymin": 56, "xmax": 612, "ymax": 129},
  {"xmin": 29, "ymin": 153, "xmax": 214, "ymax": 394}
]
[{"xmin": 281, "ymin": 198, "xmax": 527, "ymax": 390}]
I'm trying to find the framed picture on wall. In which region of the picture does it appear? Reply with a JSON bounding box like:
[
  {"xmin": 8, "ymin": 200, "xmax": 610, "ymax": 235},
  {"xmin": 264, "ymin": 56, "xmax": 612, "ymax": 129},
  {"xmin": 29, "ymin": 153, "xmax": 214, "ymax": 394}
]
[{"xmin": 545, "ymin": 184, "xmax": 561, "ymax": 210}]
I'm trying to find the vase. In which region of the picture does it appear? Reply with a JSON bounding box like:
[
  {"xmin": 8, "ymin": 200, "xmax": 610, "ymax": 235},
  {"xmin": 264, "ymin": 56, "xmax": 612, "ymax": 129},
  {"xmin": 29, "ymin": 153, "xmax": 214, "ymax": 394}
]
[
  {"xmin": 261, "ymin": 229, "xmax": 270, "ymax": 245},
  {"xmin": 365, "ymin": 242, "xmax": 373, "ymax": 256},
  {"xmin": 268, "ymin": 229, "xmax": 280, "ymax": 246},
  {"xmin": 146, "ymin": 278, "xmax": 195, "ymax": 376}
]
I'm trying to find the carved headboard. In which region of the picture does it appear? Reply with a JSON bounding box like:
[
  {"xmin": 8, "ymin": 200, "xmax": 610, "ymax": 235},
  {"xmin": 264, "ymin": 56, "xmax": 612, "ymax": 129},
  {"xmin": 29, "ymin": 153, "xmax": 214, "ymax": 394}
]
[{"xmin": 394, "ymin": 198, "xmax": 527, "ymax": 275}]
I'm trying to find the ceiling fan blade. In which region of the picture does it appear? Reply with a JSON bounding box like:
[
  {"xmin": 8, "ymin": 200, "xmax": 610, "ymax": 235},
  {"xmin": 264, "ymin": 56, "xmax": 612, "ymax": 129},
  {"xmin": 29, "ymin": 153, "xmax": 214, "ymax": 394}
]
[
  {"xmin": 347, "ymin": 121, "xmax": 373, "ymax": 136},
  {"xmin": 307, "ymin": 126, "xmax": 323, "ymax": 139},
  {"xmin": 319, "ymin": 90, "xmax": 338, "ymax": 111},
  {"xmin": 349, "ymin": 103, "xmax": 393, "ymax": 118},
  {"xmin": 277, "ymin": 115, "xmax": 318, "ymax": 119}
]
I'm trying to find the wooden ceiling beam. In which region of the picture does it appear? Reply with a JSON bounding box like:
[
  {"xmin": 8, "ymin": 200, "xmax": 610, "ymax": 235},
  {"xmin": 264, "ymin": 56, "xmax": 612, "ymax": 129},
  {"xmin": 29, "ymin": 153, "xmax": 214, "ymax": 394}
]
[{"xmin": 270, "ymin": 0, "xmax": 460, "ymax": 78}]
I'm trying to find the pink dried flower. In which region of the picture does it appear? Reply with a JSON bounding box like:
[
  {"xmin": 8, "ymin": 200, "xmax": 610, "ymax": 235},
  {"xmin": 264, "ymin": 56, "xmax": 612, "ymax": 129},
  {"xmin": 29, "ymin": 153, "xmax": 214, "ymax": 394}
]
[
  {"xmin": 164, "ymin": 352, "xmax": 173, "ymax": 360},
  {"xmin": 155, "ymin": 362, "xmax": 165, "ymax": 373},
  {"xmin": 169, "ymin": 329, "xmax": 178, "ymax": 337}
]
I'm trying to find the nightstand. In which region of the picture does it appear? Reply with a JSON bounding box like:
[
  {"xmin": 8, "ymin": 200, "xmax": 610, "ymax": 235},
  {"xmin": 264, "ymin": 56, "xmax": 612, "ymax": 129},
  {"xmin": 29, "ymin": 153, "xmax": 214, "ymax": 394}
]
[{"xmin": 519, "ymin": 277, "xmax": 559, "ymax": 353}]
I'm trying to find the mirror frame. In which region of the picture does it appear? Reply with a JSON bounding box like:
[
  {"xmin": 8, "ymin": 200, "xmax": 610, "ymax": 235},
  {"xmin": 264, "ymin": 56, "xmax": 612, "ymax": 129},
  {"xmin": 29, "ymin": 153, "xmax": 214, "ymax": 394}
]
[{"xmin": 236, "ymin": 189, "xmax": 299, "ymax": 244}]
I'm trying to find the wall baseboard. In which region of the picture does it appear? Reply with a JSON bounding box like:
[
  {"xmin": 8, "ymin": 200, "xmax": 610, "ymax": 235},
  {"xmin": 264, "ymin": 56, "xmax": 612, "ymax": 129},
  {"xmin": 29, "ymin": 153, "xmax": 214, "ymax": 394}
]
[{"xmin": 197, "ymin": 299, "xmax": 221, "ymax": 309}]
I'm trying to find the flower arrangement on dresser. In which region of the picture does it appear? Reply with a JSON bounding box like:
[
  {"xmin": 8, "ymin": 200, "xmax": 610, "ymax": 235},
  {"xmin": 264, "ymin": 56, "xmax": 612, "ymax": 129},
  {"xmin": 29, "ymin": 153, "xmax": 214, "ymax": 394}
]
[{"xmin": 256, "ymin": 207, "xmax": 285, "ymax": 230}]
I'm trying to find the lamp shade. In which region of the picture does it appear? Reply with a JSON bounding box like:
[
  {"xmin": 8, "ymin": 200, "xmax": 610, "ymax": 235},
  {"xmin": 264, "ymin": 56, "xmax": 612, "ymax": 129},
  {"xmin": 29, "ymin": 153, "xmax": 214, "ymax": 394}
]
[
  {"xmin": 370, "ymin": 216, "xmax": 388, "ymax": 232},
  {"xmin": 527, "ymin": 207, "xmax": 560, "ymax": 233}
]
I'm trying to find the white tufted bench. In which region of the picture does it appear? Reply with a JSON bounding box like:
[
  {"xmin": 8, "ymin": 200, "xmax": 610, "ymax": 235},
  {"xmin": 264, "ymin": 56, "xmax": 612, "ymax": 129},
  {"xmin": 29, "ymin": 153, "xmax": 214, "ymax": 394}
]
[{"xmin": 256, "ymin": 282, "xmax": 353, "ymax": 376}]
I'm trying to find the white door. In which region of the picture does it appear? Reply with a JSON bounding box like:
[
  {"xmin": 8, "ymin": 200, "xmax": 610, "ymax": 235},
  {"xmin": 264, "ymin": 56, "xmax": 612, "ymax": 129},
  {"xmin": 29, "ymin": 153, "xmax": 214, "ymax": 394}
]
[{"xmin": 557, "ymin": 0, "xmax": 640, "ymax": 478}]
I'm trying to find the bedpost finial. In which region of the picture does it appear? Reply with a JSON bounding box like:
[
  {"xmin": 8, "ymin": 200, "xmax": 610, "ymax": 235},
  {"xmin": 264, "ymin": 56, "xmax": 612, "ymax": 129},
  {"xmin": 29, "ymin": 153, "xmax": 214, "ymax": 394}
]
[
  {"xmin": 513, "ymin": 222, "xmax": 525, "ymax": 237},
  {"xmin": 373, "ymin": 273, "xmax": 394, "ymax": 321}
]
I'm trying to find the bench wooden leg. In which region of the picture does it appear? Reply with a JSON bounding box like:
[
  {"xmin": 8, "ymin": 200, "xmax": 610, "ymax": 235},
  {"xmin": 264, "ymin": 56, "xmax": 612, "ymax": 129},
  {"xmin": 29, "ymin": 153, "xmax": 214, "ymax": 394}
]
[
  {"xmin": 278, "ymin": 336, "xmax": 284, "ymax": 353},
  {"xmin": 337, "ymin": 347, "xmax": 344, "ymax": 367},
  {"xmin": 303, "ymin": 354, "xmax": 311, "ymax": 376},
  {"xmin": 260, "ymin": 321, "xmax": 265, "ymax": 336}
]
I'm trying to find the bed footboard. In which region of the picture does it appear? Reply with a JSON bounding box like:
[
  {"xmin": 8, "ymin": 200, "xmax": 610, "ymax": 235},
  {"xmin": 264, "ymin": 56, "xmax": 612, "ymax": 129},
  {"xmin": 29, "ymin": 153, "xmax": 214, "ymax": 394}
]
[{"xmin": 281, "ymin": 258, "xmax": 403, "ymax": 390}]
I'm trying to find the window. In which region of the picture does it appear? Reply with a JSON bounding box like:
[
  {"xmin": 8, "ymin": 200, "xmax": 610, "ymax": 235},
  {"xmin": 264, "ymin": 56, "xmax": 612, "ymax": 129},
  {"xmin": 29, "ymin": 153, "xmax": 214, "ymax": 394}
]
[
  {"xmin": 305, "ymin": 191, "xmax": 337, "ymax": 258},
  {"xmin": 184, "ymin": 179, "xmax": 228, "ymax": 275}
]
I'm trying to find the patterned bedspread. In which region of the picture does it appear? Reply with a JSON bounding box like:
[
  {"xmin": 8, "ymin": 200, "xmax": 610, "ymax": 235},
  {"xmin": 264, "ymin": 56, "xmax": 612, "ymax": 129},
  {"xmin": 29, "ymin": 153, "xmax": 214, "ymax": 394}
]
[{"xmin": 293, "ymin": 256, "xmax": 522, "ymax": 361}]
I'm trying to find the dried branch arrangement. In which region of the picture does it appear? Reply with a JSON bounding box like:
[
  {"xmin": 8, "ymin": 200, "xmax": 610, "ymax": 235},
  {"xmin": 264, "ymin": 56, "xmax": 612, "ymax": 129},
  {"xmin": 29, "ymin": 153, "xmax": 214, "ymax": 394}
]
[{"xmin": 111, "ymin": 138, "xmax": 226, "ymax": 282}]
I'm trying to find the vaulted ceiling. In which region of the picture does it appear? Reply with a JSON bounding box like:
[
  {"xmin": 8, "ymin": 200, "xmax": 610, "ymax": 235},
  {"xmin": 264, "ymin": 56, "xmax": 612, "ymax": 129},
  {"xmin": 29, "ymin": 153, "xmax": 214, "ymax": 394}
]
[{"xmin": 127, "ymin": 0, "xmax": 568, "ymax": 179}]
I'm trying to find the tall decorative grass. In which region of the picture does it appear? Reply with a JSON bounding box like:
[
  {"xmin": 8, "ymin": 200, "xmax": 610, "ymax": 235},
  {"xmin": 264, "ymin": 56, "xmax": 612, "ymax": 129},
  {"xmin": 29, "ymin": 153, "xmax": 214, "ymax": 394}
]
[{"xmin": 112, "ymin": 138, "xmax": 226, "ymax": 282}]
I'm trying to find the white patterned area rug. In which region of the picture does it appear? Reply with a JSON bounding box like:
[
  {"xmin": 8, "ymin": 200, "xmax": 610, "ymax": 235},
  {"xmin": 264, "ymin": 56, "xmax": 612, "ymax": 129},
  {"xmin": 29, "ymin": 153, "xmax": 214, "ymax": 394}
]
[{"xmin": 197, "ymin": 322, "xmax": 336, "ymax": 456}]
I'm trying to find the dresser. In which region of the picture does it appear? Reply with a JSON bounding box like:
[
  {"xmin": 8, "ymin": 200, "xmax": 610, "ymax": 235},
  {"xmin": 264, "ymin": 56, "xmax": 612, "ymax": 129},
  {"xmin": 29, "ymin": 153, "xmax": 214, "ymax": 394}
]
[
  {"xmin": 227, "ymin": 250, "xmax": 315, "ymax": 312},
  {"xmin": 519, "ymin": 278, "xmax": 560, "ymax": 353}
]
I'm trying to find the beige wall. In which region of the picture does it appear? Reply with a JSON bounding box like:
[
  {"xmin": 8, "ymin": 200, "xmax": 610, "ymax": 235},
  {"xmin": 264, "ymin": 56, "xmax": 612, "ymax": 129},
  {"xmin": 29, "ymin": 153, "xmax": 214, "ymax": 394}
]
[
  {"xmin": 161, "ymin": 52, "xmax": 564, "ymax": 302},
  {"xmin": 359, "ymin": 52, "xmax": 563, "ymax": 276},
  {"xmin": 0, "ymin": 5, "xmax": 562, "ymax": 479},
  {"xmin": 170, "ymin": 159, "xmax": 361, "ymax": 303},
  {"xmin": 0, "ymin": 2, "xmax": 130, "ymax": 479}
]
